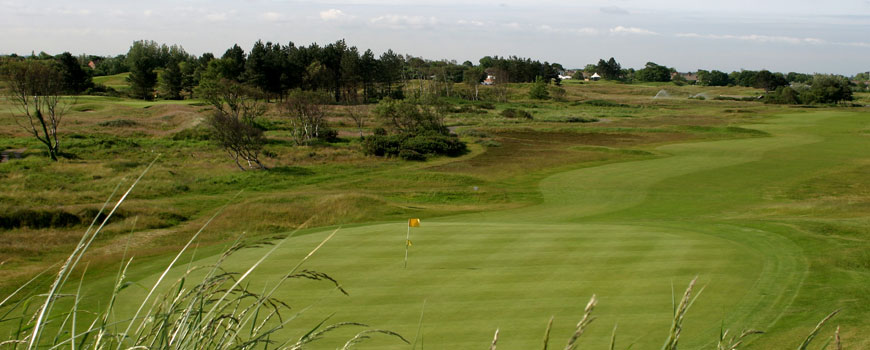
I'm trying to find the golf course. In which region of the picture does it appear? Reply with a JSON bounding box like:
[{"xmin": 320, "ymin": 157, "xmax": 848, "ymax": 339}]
[{"xmin": 85, "ymin": 109, "xmax": 868, "ymax": 349}]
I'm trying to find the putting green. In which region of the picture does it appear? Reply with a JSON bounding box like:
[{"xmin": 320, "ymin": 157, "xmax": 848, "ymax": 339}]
[{"xmin": 115, "ymin": 111, "xmax": 865, "ymax": 349}]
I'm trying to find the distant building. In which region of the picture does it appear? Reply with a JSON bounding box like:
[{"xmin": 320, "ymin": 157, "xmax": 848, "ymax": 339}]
[
  {"xmin": 483, "ymin": 74, "xmax": 496, "ymax": 85},
  {"xmin": 87, "ymin": 61, "xmax": 96, "ymax": 69},
  {"xmin": 671, "ymin": 72, "xmax": 698, "ymax": 82},
  {"xmin": 590, "ymin": 73, "xmax": 601, "ymax": 81}
]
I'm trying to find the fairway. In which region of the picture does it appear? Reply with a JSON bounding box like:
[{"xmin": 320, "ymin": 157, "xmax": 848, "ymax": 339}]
[{"xmin": 106, "ymin": 111, "xmax": 865, "ymax": 349}]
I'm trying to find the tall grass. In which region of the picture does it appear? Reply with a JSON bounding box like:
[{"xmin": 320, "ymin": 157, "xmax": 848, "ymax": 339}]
[{"xmin": 0, "ymin": 162, "xmax": 407, "ymax": 350}]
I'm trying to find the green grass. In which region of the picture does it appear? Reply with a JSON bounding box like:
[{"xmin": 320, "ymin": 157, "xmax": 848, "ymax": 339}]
[
  {"xmin": 59, "ymin": 110, "xmax": 866, "ymax": 349},
  {"xmin": 92, "ymin": 72, "xmax": 130, "ymax": 90}
]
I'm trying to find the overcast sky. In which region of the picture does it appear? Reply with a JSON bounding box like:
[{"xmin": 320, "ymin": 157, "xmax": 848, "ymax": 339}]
[{"xmin": 2, "ymin": 0, "xmax": 869, "ymax": 75}]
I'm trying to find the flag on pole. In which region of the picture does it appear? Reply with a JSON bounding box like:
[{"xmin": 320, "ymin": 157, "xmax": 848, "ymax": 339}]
[{"xmin": 404, "ymin": 218, "xmax": 420, "ymax": 268}]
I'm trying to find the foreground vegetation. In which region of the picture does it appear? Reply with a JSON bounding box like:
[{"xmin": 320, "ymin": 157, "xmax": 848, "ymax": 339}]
[{"xmin": 1, "ymin": 80, "xmax": 868, "ymax": 348}]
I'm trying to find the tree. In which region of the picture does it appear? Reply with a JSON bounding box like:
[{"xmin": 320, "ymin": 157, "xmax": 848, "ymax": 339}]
[
  {"xmin": 2, "ymin": 60, "xmax": 69, "ymax": 161},
  {"xmin": 220, "ymin": 44, "xmax": 247, "ymax": 81},
  {"xmin": 126, "ymin": 40, "xmax": 160, "ymax": 100},
  {"xmin": 372, "ymin": 97, "xmax": 446, "ymax": 135},
  {"xmin": 801, "ymin": 75, "xmax": 853, "ymax": 104},
  {"xmin": 730, "ymin": 70, "xmax": 757, "ymax": 87},
  {"xmin": 345, "ymin": 105, "xmax": 368, "ymax": 139},
  {"xmin": 281, "ymin": 89, "xmax": 331, "ymax": 144},
  {"xmin": 697, "ymin": 70, "xmax": 731, "ymax": 86},
  {"xmin": 753, "ymin": 70, "xmax": 788, "ymax": 91},
  {"xmin": 764, "ymin": 86, "xmax": 801, "ymax": 104},
  {"xmin": 596, "ymin": 57, "xmax": 622, "ymax": 80},
  {"xmin": 197, "ymin": 77, "xmax": 267, "ymax": 170},
  {"xmin": 635, "ymin": 62, "xmax": 672, "ymax": 82},
  {"xmin": 158, "ymin": 45, "xmax": 190, "ymax": 99},
  {"xmin": 56, "ymin": 52, "xmax": 92, "ymax": 93},
  {"xmin": 462, "ymin": 66, "xmax": 485, "ymax": 101},
  {"xmin": 529, "ymin": 76, "xmax": 549, "ymax": 99}
]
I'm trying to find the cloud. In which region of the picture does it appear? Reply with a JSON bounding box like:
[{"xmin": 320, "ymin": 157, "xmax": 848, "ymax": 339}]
[
  {"xmin": 600, "ymin": 6, "xmax": 629, "ymax": 15},
  {"xmin": 206, "ymin": 12, "xmax": 228, "ymax": 22},
  {"xmin": 320, "ymin": 9, "xmax": 354, "ymax": 21},
  {"xmin": 538, "ymin": 25, "xmax": 599, "ymax": 36},
  {"xmin": 143, "ymin": 9, "xmax": 153, "ymax": 17},
  {"xmin": 370, "ymin": 14, "xmax": 438, "ymax": 29},
  {"xmin": 610, "ymin": 26, "xmax": 658, "ymax": 35},
  {"xmin": 677, "ymin": 32, "xmax": 824, "ymax": 44},
  {"xmin": 262, "ymin": 12, "xmax": 284, "ymax": 22},
  {"xmin": 835, "ymin": 41, "xmax": 870, "ymax": 47},
  {"xmin": 457, "ymin": 19, "xmax": 486, "ymax": 27}
]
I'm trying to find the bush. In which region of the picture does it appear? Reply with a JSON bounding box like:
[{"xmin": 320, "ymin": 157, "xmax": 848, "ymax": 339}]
[
  {"xmin": 713, "ymin": 96, "xmax": 759, "ymax": 102},
  {"xmin": 362, "ymin": 134, "xmax": 403, "ymax": 157},
  {"xmin": 475, "ymin": 139, "xmax": 501, "ymax": 147},
  {"xmin": 402, "ymin": 133, "xmax": 467, "ymax": 157},
  {"xmin": 574, "ymin": 100, "xmax": 629, "ymax": 108},
  {"xmin": 459, "ymin": 129, "xmax": 491, "ymax": 138},
  {"xmin": 171, "ymin": 127, "xmax": 212, "ymax": 141},
  {"xmin": 765, "ymin": 86, "xmax": 802, "ymax": 105},
  {"xmin": 474, "ymin": 102, "xmax": 496, "ymax": 110},
  {"xmin": 98, "ymin": 119, "xmax": 138, "ymax": 127},
  {"xmin": 318, "ymin": 128, "xmax": 340, "ymax": 142},
  {"xmin": 363, "ymin": 132, "xmax": 467, "ymax": 160},
  {"xmin": 564, "ymin": 117, "xmax": 599, "ymax": 123},
  {"xmin": 549, "ymin": 86, "xmax": 567, "ymax": 101},
  {"xmin": 399, "ymin": 149, "xmax": 426, "ymax": 161},
  {"xmin": 501, "ymin": 108, "xmax": 533, "ymax": 119},
  {"xmin": 529, "ymin": 76, "xmax": 550, "ymax": 100},
  {"xmin": 0, "ymin": 209, "xmax": 82, "ymax": 229}
]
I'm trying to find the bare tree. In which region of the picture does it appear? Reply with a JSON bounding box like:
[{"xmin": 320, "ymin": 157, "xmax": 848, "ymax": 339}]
[
  {"xmin": 490, "ymin": 68, "xmax": 510, "ymax": 103},
  {"xmin": 199, "ymin": 78, "xmax": 267, "ymax": 170},
  {"xmin": 2, "ymin": 60, "xmax": 69, "ymax": 161},
  {"xmin": 281, "ymin": 90, "xmax": 330, "ymax": 144},
  {"xmin": 345, "ymin": 105, "xmax": 368, "ymax": 139}
]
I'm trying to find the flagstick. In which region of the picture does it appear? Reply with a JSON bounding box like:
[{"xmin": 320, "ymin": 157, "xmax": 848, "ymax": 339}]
[{"xmin": 404, "ymin": 223, "xmax": 411, "ymax": 268}]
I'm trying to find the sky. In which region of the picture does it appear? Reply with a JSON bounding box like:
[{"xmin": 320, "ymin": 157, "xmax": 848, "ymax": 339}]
[{"xmin": 2, "ymin": 0, "xmax": 869, "ymax": 75}]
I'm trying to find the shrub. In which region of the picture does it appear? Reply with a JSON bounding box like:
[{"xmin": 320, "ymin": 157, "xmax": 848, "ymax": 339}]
[
  {"xmin": 501, "ymin": 108, "xmax": 533, "ymax": 119},
  {"xmin": 475, "ymin": 139, "xmax": 502, "ymax": 147},
  {"xmin": 363, "ymin": 132, "xmax": 467, "ymax": 160},
  {"xmin": 564, "ymin": 117, "xmax": 599, "ymax": 123},
  {"xmin": 549, "ymin": 86, "xmax": 567, "ymax": 101},
  {"xmin": 362, "ymin": 134, "xmax": 403, "ymax": 157},
  {"xmin": 402, "ymin": 132, "xmax": 467, "ymax": 157},
  {"xmin": 399, "ymin": 149, "xmax": 426, "ymax": 161},
  {"xmin": 529, "ymin": 76, "xmax": 550, "ymax": 100},
  {"xmin": 574, "ymin": 100, "xmax": 630, "ymax": 108},
  {"xmin": 765, "ymin": 86, "xmax": 802, "ymax": 105},
  {"xmin": 0, "ymin": 209, "xmax": 83, "ymax": 229},
  {"xmin": 475, "ymin": 102, "xmax": 496, "ymax": 110},
  {"xmin": 713, "ymin": 96, "xmax": 759, "ymax": 102},
  {"xmin": 318, "ymin": 128, "xmax": 340, "ymax": 142},
  {"xmin": 171, "ymin": 127, "xmax": 212, "ymax": 141},
  {"xmin": 98, "ymin": 119, "xmax": 138, "ymax": 127},
  {"xmin": 459, "ymin": 129, "xmax": 491, "ymax": 138}
]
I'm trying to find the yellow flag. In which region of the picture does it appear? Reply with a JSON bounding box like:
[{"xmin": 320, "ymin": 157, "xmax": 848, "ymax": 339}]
[
  {"xmin": 407, "ymin": 240, "xmax": 413, "ymax": 246},
  {"xmin": 408, "ymin": 218, "xmax": 421, "ymax": 227}
]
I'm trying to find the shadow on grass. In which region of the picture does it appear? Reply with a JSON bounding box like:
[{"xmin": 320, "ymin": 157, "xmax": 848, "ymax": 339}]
[{"xmin": 269, "ymin": 166, "xmax": 315, "ymax": 176}]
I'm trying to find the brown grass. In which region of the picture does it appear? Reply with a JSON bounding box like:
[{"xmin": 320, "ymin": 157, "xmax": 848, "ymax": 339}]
[{"xmin": 431, "ymin": 130, "xmax": 685, "ymax": 179}]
